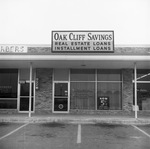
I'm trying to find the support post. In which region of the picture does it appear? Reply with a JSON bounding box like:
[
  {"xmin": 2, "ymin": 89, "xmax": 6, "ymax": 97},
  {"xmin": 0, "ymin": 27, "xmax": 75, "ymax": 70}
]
[
  {"xmin": 29, "ymin": 62, "xmax": 32, "ymax": 118},
  {"xmin": 134, "ymin": 62, "xmax": 138, "ymax": 119}
]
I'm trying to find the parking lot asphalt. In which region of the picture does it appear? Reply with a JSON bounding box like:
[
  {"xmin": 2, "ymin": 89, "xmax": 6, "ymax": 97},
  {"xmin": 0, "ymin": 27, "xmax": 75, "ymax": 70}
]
[{"xmin": 0, "ymin": 122, "xmax": 150, "ymax": 149}]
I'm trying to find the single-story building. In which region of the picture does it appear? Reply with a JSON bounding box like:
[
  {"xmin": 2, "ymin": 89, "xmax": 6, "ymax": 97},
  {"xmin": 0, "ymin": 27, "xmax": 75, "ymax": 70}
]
[{"xmin": 0, "ymin": 32, "xmax": 150, "ymax": 117}]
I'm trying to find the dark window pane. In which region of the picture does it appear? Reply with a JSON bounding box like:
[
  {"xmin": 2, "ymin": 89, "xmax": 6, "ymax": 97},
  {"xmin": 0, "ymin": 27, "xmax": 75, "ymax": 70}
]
[
  {"xmin": 20, "ymin": 83, "xmax": 34, "ymax": 96},
  {"xmin": 70, "ymin": 69, "xmax": 95, "ymax": 81},
  {"xmin": 137, "ymin": 69, "xmax": 150, "ymax": 81},
  {"xmin": 54, "ymin": 98, "xmax": 68, "ymax": 111},
  {"xmin": 54, "ymin": 83, "xmax": 68, "ymax": 97},
  {"xmin": 20, "ymin": 98, "xmax": 34, "ymax": 111},
  {"xmin": 0, "ymin": 69, "xmax": 18, "ymax": 98},
  {"xmin": 97, "ymin": 82, "xmax": 122, "ymax": 110},
  {"xmin": 0, "ymin": 100, "xmax": 17, "ymax": 109},
  {"xmin": 136, "ymin": 83, "xmax": 150, "ymax": 110}
]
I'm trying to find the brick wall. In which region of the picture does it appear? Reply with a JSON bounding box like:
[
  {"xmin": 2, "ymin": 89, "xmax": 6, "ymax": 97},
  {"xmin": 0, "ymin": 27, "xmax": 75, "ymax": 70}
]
[
  {"xmin": 122, "ymin": 69, "xmax": 133, "ymax": 112},
  {"xmin": 35, "ymin": 68, "xmax": 53, "ymax": 114},
  {"xmin": 27, "ymin": 47, "xmax": 150, "ymax": 55}
]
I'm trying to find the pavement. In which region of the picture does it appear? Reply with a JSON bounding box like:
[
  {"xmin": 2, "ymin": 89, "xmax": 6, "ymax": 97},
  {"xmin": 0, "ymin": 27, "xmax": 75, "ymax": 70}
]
[{"xmin": 0, "ymin": 114, "xmax": 150, "ymax": 125}]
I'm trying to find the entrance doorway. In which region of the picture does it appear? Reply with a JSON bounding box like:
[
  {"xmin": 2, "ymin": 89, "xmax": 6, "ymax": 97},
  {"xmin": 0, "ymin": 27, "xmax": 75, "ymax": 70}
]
[
  {"xmin": 53, "ymin": 82, "xmax": 69, "ymax": 113},
  {"xmin": 19, "ymin": 81, "xmax": 35, "ymax": 112}
]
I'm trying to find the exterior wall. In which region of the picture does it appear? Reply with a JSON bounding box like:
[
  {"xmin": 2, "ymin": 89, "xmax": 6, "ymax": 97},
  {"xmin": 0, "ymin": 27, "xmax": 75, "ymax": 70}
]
[
  {"xmin": 26, "ymin": 47, "xmax": 150, "ymax": 55},
  {"xmin": 122, "ymin": 69, "xmax": 133, "ymax": 112},
  {"xmin": 35, "ymin": 68, "xmax": 53, "ymax": 114},
  {"xmin": 34, "ymin": 68, "xmax": 134, "ymax": 116}
]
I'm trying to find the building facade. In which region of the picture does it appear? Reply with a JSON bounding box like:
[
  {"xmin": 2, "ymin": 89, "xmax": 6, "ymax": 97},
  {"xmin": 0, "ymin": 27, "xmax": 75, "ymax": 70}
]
[{"xmin": 0, "ymin": 44, "xmax": 150, "ymax": 116}]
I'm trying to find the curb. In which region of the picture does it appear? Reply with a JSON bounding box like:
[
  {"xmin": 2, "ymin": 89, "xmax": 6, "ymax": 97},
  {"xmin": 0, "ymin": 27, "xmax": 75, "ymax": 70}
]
[{"xmin": 0, "ymin": 117, "xmax": 150, "ymax": 125}]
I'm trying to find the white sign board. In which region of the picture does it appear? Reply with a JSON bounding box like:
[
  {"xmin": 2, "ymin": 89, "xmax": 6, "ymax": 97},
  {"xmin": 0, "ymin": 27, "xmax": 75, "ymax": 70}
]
[
  {"xmin": 52, "ymin": 31, "xmax": 114, "ymax": 53},
  {"xmin": 0, "ymin": 45, "xmax": 28, "ymax": 53}
]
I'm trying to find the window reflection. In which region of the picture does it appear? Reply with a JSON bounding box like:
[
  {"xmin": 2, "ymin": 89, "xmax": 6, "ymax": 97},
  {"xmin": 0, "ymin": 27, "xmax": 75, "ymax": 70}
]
[{"xmin": 137, "ymin": 70, "xmax": 150, "ymax": 81}]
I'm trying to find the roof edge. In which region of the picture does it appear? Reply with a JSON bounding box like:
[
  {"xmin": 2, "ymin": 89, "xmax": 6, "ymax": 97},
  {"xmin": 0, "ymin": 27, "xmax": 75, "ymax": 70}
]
[{"xmin": 0, "ymin": 44, "xmax": 150, "ymax": 48}]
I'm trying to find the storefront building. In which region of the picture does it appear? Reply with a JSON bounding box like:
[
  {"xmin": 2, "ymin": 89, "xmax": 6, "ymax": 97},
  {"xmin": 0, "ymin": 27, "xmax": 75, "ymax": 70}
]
[{"xmin": 0, "ymin": 32, "xmax": 150, "ymax": 116}]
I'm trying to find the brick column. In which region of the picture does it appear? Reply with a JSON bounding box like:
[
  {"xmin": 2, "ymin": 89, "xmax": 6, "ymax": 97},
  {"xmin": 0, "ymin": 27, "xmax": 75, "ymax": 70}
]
[
  {"xmin": 122, "ymin": 69, "xmax": 133, "ymax": 112},
  {"xmin": 35, "ymin": 68, "xmax": 53, "ymax": 114}
]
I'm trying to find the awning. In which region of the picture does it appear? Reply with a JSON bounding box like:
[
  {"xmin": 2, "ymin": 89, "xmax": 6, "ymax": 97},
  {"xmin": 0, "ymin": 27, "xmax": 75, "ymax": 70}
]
[{"xmin": 0, "ymin": 55, "xmax": 150, "ymax": 69}]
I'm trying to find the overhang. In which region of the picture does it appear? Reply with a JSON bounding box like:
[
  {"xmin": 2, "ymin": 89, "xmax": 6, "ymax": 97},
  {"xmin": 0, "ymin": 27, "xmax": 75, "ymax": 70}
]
[{"xmin": 0, "ymin": 55, "xmax": 150, "ymax": 69}]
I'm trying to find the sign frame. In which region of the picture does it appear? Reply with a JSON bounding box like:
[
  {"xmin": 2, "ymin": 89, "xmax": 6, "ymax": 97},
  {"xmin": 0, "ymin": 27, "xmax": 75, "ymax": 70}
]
[{"xmin": 51, "ymin": 30, "xmax": 114, "ymax": 53}]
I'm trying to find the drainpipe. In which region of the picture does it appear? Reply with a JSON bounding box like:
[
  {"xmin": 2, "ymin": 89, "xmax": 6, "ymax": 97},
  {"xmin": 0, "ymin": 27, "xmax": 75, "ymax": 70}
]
[
  {"xmin": 29, "ymin": 62, "xmax": 32, "ymax": 118},
  {"xmin": 134, "ymin": 62, "xmax": 138, "ymax": 119}
]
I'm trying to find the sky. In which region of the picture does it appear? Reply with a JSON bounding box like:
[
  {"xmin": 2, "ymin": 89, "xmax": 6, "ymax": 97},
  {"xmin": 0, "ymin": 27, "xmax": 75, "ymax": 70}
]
[{"xmin": 0, "ymin": 0, "xmax": 150, "ymax": 45}]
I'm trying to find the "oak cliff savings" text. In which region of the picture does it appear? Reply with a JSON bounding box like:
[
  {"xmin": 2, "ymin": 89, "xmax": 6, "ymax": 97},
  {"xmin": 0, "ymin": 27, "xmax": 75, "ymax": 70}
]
[{"xmin": 52, "ymin": 31, "xmax": 114, "ymax": 52}]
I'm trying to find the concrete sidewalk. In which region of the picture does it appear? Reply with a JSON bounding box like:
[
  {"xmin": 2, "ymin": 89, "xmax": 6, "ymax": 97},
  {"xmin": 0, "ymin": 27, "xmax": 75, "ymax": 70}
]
[{"xmin": 0, "ymin": 114, "xmax": 150, "ymax": 125}]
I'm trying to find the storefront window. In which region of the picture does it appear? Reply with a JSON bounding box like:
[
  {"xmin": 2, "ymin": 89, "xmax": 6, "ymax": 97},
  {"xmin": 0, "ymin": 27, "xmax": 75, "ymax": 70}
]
[
  {"xmin": 71, "ymin": 82, "xmax": 95, "ymax": 110},
  {"xmin": 97, "ymin": 69, "xmax": 122, "ymax": 110},
  {"xmin": 137, "ymin": 83, "xmax": 150, "ymax": 110},
  {"xmin": 97, "ymin": 82, "xmax": 122, "ymax": 110},
  {"xmin": 134, "ymin": 69, "xmax": 150, "ymax": 110},
  {"xmin": 70, "ymin": 69, "xmax": 122, "ymax": 110},
  {"xmin": 70, "ymin": 69, "xmax": 95, "ymax": 110},
  {"xmin": 0, "ymin": 69, "xmax": 18, "ymax": 109}
]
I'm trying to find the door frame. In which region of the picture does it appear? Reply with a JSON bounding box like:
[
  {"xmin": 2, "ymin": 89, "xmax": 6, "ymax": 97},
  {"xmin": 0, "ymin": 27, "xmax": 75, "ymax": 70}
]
[
  {"xmin": 52, "ymin": 81, "xmax": 70, "ymax": 113},
  {"xmin": 18, "ymin": 80, "xmax": 35, "ymax": 113}
]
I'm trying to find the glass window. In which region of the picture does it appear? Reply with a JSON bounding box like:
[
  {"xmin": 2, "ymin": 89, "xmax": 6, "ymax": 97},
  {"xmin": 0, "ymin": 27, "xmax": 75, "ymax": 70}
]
[
  {"xmin": 98, "ymin": 69, "xmax": 121, "ymax": 81},
  {"xmin": 133, "ymin": 69, "xmax": 150, "ymax": 110},
  {"xmin": 70, "ymin": 69, "xmax": 95, "ymax": 110},
  {"xmin": 54, "ymin": 69, "xmax": 69, "ymax": 81},
  {"xmin": 70, "ymin": 69, "xmax": 95, "ymax": 81},
  {"xmin": 0, "ymin": 69, "xmax": 18, "ymax": 98},
  {"xmin": 70, "ymin": 82, "xmax": 95, "ymax": 110},
  {"xmin": 54, "ymin": 83, "xmax": 68, "ymax": 97},
  {"xmin": 0, "ymin": 100, "xmax": 17, "ymax": 109},
  {"xmin": 20, "ymin": 98, "xmax": 34, "ymax": 111},
  {"xmin": 97, "ymin": 82, "xmax": 122, "ymax": 110},
  {"xmin": 20, "ymin": 83, "xmax": 34, "ymax": 96},
  {"xmin": 20, "ymin": 69, "xmax": 35, "ymax": 80},
  {"xmin": 136, "ymin": 83, "xmax": 150, "ymax": 110},
  {"xmin": 97, "ymin": 69, "xmax": 122, "ymax": 110},
  {"xmin": 137, "ymin": 69, "xmax": 150, "ymax": 81},
  {"xmin": 70, "ymin": 69, "xmax": 122, "ymax": 111},
  {"xmin": 0, "ymin": 69, "xmax": 18, "ymax": 109}
]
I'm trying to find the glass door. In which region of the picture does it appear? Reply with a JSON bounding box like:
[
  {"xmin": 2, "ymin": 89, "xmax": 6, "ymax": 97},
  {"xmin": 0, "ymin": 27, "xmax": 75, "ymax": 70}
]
[
  {"xmin": 19, "ymin": 82, "xmax": 34, "ymax": 112},
  {"xmin": 54, "ymin": 82, "xmax": 69, "ymax": 112}
]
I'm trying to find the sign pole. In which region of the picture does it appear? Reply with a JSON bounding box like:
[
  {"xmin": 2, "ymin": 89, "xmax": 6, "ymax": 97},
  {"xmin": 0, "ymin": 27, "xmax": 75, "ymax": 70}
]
[
  {"xmin": 134, "ymin": 62, "xmax": 138, "ymax": 119},
  {"xmin": 29, "ymin": 62, "xmax": 32, "ymax": 118}
]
